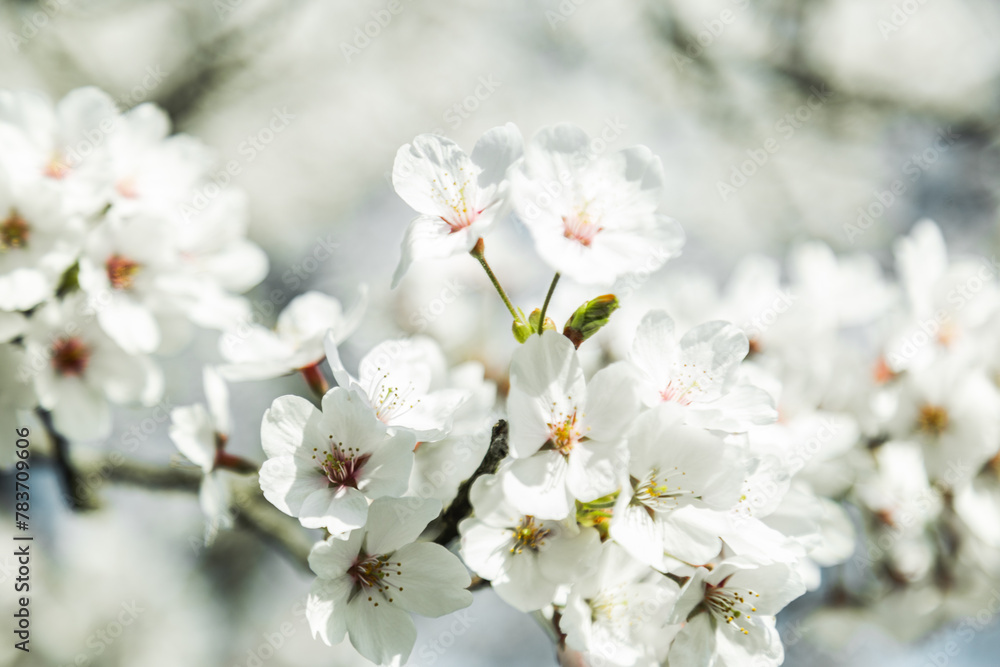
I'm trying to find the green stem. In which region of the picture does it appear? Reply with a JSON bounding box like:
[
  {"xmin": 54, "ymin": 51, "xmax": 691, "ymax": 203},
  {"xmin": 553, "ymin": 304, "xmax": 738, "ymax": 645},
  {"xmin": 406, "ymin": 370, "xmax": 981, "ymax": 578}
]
[
  {"xmin": 470, "ymin": 238, "xmax": 521, "ymax": 322},
  {"xmin": 537, "ymin": 272, "xmax": 561, "ymax": 334}
]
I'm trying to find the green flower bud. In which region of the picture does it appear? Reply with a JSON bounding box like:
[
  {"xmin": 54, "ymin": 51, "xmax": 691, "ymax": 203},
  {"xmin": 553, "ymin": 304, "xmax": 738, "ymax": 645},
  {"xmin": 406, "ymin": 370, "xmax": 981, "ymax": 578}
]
[{"xmin": 563, "ymin": 294, "xmax": 619, "ymax": 348}]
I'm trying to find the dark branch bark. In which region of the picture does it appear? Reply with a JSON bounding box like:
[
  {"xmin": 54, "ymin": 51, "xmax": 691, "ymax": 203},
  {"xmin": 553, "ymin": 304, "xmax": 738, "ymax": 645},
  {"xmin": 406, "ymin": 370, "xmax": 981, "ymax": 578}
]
[
  {"xmin": 432, "ymin": 419, "xmax": 509, "ymax": 547},
  {"xmin": 38, "ymin": 408, "xmax": 99, "ymax": 512}
]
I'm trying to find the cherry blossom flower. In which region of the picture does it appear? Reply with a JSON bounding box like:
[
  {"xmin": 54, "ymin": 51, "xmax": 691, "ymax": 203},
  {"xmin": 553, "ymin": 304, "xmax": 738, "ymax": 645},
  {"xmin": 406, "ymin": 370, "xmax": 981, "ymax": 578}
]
[
  {"xmin": 306, "ymin": 496, "xmax": 472, "ymax": 666},
  {"xmin": 559, "ymin": 543, "xmax": 682, "ymax": 667},
  {"xmin": 668, "ymin": 558, "xmax": 806, "ymax": 667},
  {"xmin": 259, "ymin": 387, "xmax": 415, "ymax": 533},
  {"xmin": 0, "ymin": 168, "xmax": 84, "ymax": 311},
  {"xmin": 628, "ymin": 310, "xmax": 777, "ymax": 432},
  {"xmin": 390, "ymin": 124, "xmax": 523, "ymax": 287},
  {"xmin": 219, "ymin": 289, "xmax": 366, "ymax": 381},
  {"xmin": 509, "ymin": 123, "xmax": 684, "ymax": 285},
  {"xmin": 77, "ymin": 211, "xmax": 194, "ymax": 355},
  {"xmin": 883, "ymin": 356, "xmax": 1000, "ymax": 486},
  {"xmin": 459, "ymin": 473, "xmax": 601, "ymax": 611},
  {"xmin": 325, "ymin": 333, "xmax": 471, "ymax": 442},
  {"xmin": 169, "ymin": 367, "xmax": 254, "ymax": 544},
  {"xmin": 609, "ymin": 405, "xmax": 748, "ymax": 569},
  {"xmin": 21, "ymin": 294, "xmax": 163, "ymax": 440},
  {"xmin": 0, "ymin": 87, "xmax": 117, "ymax": 215},
  {"xmin": 105, "ymin": 101, "xmax": 213, "ymax": 216},
  {"xmin": 504, "ymin": 330, "xmax": 639, "ymax": 519}
]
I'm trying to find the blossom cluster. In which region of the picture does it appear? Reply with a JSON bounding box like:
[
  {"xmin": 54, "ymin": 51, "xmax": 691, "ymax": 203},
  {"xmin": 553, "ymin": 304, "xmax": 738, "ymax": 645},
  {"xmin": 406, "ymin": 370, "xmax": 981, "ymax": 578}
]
[
  {"xmin": 0, "ymin": 87, "xmax": 267, "ymax": 444},
  {"xmin": 247, "ymin": 123, "xmax": 844, "ymax": 667},
  {"xmin": 648, "ymin": 220, "xmax": 1000, "ymax": 642}
]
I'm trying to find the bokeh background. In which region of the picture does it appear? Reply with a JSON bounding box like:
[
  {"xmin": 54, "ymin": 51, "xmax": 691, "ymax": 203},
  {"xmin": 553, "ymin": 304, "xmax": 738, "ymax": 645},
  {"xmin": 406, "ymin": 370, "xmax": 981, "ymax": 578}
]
[{"xmin": 2, "ymin": 0, "xmax": 999, "ymax": 665}]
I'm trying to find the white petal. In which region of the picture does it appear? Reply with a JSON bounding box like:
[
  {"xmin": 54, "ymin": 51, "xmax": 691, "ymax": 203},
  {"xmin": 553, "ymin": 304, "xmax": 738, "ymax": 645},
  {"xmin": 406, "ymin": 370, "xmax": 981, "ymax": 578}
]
[
  {"xmin": 298, "ymin": 486, "xmax": 369, "ymax": 533},
  {"xmin": 308, "ymin": 530, "xmax": 365, "ymax": 579},
  {"xmin": 364, "ymin": 496, "xmax": 442, "ymax": 555},
  {"xmin": 168, "ymin": 405, "xmax": 215, "ymax": 471},
  {"xmin": 391, "ymin": 215, "xmax": 474, "ymax": 288},
  {"xmin": 260, "ymin": 394, "xmax": 323, "ymax": 458},
  {"xmin": 503, "ymin": 453, "xmax": 573, "ymax": 520},
  {"xmin": 258, "ymin": 456, "xmax": 328, "ymax": 517},
  {"xmin": 470, "ymin": 122, "xmax": 523, "ymax": 187},
  {"xmin": 203, "ymin": 366, "xmax": 230, "ymax": 435},
  {"xmin": 307, "ymin": 574, "xmax": 353, "ymax": 646},
  {"xmin": 582, "ymin": 362, "xmax": 639, "ymax": 441},
  {"xmin": 346, "ymin": 592, "xmax": 417, "ymax": 666},
  {"xmin": 667, "ymin": 612, "xmax": 716, "ymax": 667},
  {"xmin": 390, "ymin": 542, "xmax": 473, "ymax": 617}
]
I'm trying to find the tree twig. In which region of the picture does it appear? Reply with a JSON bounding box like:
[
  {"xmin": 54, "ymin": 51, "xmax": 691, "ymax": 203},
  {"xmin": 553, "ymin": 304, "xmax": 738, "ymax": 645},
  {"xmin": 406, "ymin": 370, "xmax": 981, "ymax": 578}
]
[
  {"xmin": 432, "ymin": 419, "xmax": 509, "ymax": 547},
  {"xmin": 38, "ymin": 409, "xmax": 99, "ymax": 512}
]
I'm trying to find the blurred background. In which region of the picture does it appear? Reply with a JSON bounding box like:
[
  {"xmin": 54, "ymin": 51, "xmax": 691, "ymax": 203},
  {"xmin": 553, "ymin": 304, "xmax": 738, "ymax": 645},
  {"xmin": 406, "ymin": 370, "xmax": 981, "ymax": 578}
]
[{"xmin": 1, "ymin": 0, "xmax": 999, "ymax": 665}]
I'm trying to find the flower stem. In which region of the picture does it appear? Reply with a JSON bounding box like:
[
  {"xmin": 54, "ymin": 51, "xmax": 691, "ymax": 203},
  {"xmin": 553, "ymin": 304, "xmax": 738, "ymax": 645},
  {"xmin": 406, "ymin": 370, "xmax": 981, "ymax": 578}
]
[
  {"xmin": 537, "ymin": 272, "xmax": 561, "ymax": 334},
  {"xmin": 470, "ymin": 238, "xmax": 521, "ymax": 323},
  {"xmin": 300, "ymin": 362, "xmax": 329, "ymax": 398}
]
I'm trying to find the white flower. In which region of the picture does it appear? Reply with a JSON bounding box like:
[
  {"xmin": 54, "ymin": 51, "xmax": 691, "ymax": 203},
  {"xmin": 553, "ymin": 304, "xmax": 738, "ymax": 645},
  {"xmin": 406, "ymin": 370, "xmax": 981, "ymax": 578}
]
[
  {"xmin": 390, "ymin": 123, "xmax": 523, "ymax": 287},
  {"xmin": 887, "ymin": 219, "xmax": 1000, "ymax": 372},
  {"xmin": 77, "ymin": 211, "xmax": 194, "ymax": 355},
  {"xmin": 668, "ymin": 558, "xmax": 805, "ymax": 667},
  {"xmin": 883, "ymin": 356, "xmax": 1000, "ymax": 486},
  {"xmin": 560, "ymin": 543, "xmax": 681, "ymax": 667},
  {"xmin": 406, "ymin": 360, "xmax": 498, "ymax": 505},
  {"xmin": 219, "ymin": 290, "xmax": 365, "ymax": 381},
  {"xmin": 259, "ymin": 387, "xmax": 415, "ymax": 533},
  {"xmin": 168, "ymin": 367, "xmax": 250, "ymax": 544},
  {"xmin": 504, "ymin": 330, "xmax": 639, "ymax": 520},
  {"xmin": 509, "ymin": 123, "xmax": 684, "ymax": 285},
  {"xmin": 459, "ymin": 473, "xmax": 601, "ymax": 611},
  {"xmin": 22, "ymin": 294, "xmax": 163, "ymax": 441},
  {"xmin": 0, "ymin": 87, "xmax": 117, "ymax": 214},
  {"xmin": 610, "ymin": 405, "xmax": 747, "ymax": 569},
  {"xmin": 105, "ymin": 102, "xmax": 213, "ymax": 215},
  {"xmin": 0, "ymin": 168, "xmax": 84, "ymax": 311},
  {"xmin": 306, "ymin": 496, "xmax": 472, "ymax": 666},
  {"xmin": 628, "ymin": 310, "xmax": 777, "ymax": 432},
  {"xmin": 325, "ymin": 334, "xmax": 471, "ymax": 442}
]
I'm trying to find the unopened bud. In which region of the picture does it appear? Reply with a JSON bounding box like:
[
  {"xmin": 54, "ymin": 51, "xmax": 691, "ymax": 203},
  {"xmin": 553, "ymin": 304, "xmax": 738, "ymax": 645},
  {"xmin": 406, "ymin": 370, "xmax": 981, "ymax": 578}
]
[
  {"xmin": 512, "ymin": 308, "xmax": 533, "ymax": 343},
  {"xmin": 528, "ymin": 309, "xmax": 556, "ymax": 335},
  {"xmin": 563, "ymin": 294, "xmax": 619, "ymax": 348}
]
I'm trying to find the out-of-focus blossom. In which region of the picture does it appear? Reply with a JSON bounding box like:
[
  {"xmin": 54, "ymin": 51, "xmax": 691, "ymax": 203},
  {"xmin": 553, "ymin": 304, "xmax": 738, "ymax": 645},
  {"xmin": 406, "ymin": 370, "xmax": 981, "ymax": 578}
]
[{"xmin": 510, "ymin": 123, "xmax": 684, "ymax": 285}]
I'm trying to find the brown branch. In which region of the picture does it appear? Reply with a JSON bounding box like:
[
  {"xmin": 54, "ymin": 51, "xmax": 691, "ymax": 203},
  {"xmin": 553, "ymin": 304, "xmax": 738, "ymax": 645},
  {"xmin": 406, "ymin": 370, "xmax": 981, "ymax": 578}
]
[
  {"xmin": 38, "ymin": 409, "xmax": 100, "ymax": 512},
  {"xmin": 74, "ymin": 455, "xmax": 312, "ymax": 572},
  {"xmin": 432, "ymin": 419, "xmax": 509, "ymax": 547}
]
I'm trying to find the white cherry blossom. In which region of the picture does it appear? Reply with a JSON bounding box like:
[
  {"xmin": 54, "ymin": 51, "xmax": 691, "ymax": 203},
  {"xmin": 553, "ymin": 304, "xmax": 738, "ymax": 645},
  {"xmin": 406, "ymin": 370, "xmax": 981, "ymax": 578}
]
[
  {"xmin": 259, "ymin": 387, "xmax": 415, "ymax": 534},
  {"xmin": 509, "ymin": 123, "xmax": 684, "ymax": 285},
  {"xmin": 220, "ymin": 290, "xmax": 365, "ymax": 381},
  {"xmin": 504, "ymin": 330, "xmax": 638, "ymax": 519},
  {"xmin": 307, "ymin": 496, "xmax": 472, "ymax": 666},
  {"xmin": 391, "ymin": 123, "xmax": 523, "ymax": 287},
  {"xmin": 325, "ymin": 333, "xmax": 471, "ymax": 442},
  {"xmin": 459, "ymin": 473, "xmax": 601, "ymax": 611}
]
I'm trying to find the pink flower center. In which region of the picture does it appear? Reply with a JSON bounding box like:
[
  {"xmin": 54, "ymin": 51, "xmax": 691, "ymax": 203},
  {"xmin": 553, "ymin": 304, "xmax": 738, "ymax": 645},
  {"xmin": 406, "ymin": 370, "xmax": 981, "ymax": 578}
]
[
  {"xmin": 52, "ymin": 337, "xmax": 90, "ymax": 376},
  {"xmin": 348, "ymin": 552, "xmax": 403, "ymax": 605},
  {"xmin": 116, "ymin": 177, "xmax": 139, "ymax": 199},
  {"xmin": 315, "ymin": 438, "xmax": 371, "ymax": 489},
  {"xmin": 0, "ymin": 211, "xmax": 30, "ymax": 250},
  {"xmin": 562, "ymin": 212, "xmax": 602, "ymax": 247},
  {"xmin": 660, "ymin": 380, "xmax": 695, "ymax": 406},
  {"xmin": 106, "ymin": 254, "xmax": 142, "ymax": 290},
  {"xmin": 43, "ymin": 155, "xmax": 70, "ymax": 179},
  {"xmin": 440, "ymin": 205, "xmax": 483, "ymax": 234}
]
